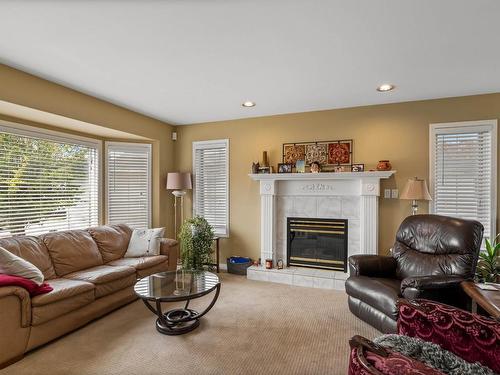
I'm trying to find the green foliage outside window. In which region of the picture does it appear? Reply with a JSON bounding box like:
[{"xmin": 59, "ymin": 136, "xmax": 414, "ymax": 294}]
[{"xmin": 0, "ymin": 133, "xmax": 89, "ymax": 235}]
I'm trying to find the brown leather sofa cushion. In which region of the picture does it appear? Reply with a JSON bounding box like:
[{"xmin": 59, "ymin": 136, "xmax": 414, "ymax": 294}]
[
  {"xmin": 31, "ymin": 278, "xmax": 95, "ymax": 325},
  {"xmin": 42, "ymin": 230, "xmax": 103, "ymax": 276},
  {"xmin": 0, "ymin": 236, "xmax": 56, "ymax": 280},
  {"xmin": 107, "ymin": 255, "xmax": 167, "ymax": 270},
  {"xmin": 88, "ymin": 224, "xmax": 132, "ymax": 263},
  {"xmin": 345, "ymin": 276, "xmax": 401, "ymax": 320},
  {"xmin": 64, "ymin": 265, "xmax": 136, "ymax": 298}
]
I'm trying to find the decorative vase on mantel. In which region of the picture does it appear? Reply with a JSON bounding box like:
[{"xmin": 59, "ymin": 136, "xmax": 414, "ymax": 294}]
[{"xmin": 376, "ymin": 160, "xmax": 392, "ymax": 171}]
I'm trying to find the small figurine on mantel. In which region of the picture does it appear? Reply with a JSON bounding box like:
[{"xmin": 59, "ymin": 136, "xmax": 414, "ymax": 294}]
[
  {"xmin": 310, "ymin": 161, "xmax": 321, "ymax": 173},
  {"xmin": 251, "ymin": 162, "xmax": 260, "ymax": 174}
]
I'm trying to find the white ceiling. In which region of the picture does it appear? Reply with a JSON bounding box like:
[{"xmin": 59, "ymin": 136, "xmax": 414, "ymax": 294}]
[{"xmin": 1, "ymin": 1, "xmax": 499, "ymax": 125}]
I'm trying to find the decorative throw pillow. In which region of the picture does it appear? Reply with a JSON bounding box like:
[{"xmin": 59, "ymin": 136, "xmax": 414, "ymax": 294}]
[
  {"xmin": 0, "ymin": 246, "xmax": 44, "ymax": 285},
  {"xmin": 124, "ymin": 228, "xmax": 165, "ymax": 258},
  {"xmin": 374, "ymin": 334, "xmax": 496, "ymax": 375}
]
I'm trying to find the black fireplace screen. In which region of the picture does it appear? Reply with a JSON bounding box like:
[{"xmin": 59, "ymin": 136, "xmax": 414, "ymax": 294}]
[{"xmin": 287, "ymin": 217, "xmax": 348, "ymax": 272}]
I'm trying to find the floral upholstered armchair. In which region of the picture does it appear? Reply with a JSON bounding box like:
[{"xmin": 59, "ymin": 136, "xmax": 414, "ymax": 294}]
[{"xmin": 348, "ymin": 299, "xmax": 500, "ymax": 375}]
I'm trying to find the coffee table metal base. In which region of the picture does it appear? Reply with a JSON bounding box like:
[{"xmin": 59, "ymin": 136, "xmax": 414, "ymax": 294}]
[{"xmin": 142, "ymin": 283, "xmax": 220, "ymax": 336}]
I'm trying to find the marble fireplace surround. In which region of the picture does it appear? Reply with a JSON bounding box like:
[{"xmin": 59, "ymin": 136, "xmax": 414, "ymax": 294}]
[{"xmin": 247, "ymin": 171, "xmax": 395, "ymax": 290}]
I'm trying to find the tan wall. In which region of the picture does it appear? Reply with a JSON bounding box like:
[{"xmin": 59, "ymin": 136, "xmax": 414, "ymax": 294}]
[
  {"xmin": 175, "ymin": 93, "xmax": 500, "ymax": 262},
  {"xmin": 0, "ymin": 64, "xmax": 176, "ymax": 236}
]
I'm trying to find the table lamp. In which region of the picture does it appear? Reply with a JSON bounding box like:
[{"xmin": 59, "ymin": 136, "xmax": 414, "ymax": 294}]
[
  {"xmin": 400, "ymin": 177, "xmax": 432, "ymax": 215},
  {"xmin": 166, "ymin": 172, "xmax": 192, "ymax": 236}
]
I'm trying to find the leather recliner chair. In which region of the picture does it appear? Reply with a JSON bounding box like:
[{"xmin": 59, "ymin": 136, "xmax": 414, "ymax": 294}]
[{"xmin": 345, "ymin": 214, "xmax": 484, "ymax": 333}]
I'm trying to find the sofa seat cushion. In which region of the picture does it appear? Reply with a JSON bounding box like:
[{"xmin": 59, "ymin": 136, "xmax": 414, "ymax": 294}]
[
  {"xmin": 31, "ymin": 278, "xmax": 95, "ymax": 325},
  {"xmin": 107, "ymin": 255, "xmax": 167, "ymax": 270},
  {"xmin": 345, "ymin": 276, "xmax": 401, "ymax": 320},
  {"xmin": 42, "ymin": 230, "xmax": 103, "ymax": 276},
  {"xmin": 64, "ymin": 265, "xmax": 136, "ymax": 298}
]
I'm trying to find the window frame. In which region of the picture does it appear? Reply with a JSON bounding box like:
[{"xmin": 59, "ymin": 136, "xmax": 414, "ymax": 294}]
[
  {"xmin": 429, "ymin": 119, "xmax": 497, "ymax": 239},
  {"xmin": 0, "ymin": 119, "xmax": 104, "ymax": 228},
  {"xmin": 192, "ymin": 139, "xmax": 230, "ymax": 237},
  {"xmin": 104, "ymin": 141, "xmax": 153, "ymax": 229}
]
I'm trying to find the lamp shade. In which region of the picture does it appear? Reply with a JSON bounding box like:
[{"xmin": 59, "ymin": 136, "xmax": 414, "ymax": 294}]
[
  {"xmin": 166, "ymin": 172, "xmax": 192, "ymax": 190},
  {"xmin": 400, "ymin": 177, "xmax": 432, "ymax": 201}
]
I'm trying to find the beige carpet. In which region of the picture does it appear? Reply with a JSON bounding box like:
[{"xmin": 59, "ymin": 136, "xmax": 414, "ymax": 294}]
[{"xmin": 3, "ymin": 273, "xmax": 379, "ymax": 375}]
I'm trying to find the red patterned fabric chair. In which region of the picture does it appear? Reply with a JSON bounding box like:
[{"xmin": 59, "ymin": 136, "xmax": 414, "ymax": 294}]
[{"xmin": 348, "ymin": 299, "xmax": 500, "ymax": 375}]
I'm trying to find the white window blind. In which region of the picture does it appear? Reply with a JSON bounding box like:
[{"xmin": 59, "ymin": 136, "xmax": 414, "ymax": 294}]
[
  {"xmin": 0, "ymin": 123, "xmax": 100, "ymax": 237},
  {"xmin": 193, "ymin": 139, "xmax": 229, "ymax": 237},
  {"xmin": 430, "ymin": 120, "xmax": 497, "ymax": 240},
  {"xmin": 106, "ymin": 143, "xmax": 151, "ymax": 229}
]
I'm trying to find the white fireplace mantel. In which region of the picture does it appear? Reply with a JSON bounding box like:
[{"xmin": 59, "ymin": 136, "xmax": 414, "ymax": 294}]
[{"xmin": 248, "ymin": 171, "xmax": 396, "ymax": 272}]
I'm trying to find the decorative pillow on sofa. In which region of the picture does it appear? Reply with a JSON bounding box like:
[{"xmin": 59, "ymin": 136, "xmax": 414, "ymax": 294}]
[
  {"xmin": 124, "ymin": 228, "xmax": 165, "ymax": 258},
  {"xmin": 0, "ymin": 246, "xmax": 44, "ymax": 285}
]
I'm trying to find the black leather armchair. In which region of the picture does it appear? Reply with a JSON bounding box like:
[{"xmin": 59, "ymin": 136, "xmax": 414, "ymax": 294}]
[{"xmin": 345, "ymin": 214, "xmax": 483, "ymax": 333}]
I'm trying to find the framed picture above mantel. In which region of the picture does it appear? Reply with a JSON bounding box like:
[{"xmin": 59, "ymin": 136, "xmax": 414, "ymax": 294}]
[{"xmin": 282, "ymin": 139, "xmax": 353, "ymax": 169}]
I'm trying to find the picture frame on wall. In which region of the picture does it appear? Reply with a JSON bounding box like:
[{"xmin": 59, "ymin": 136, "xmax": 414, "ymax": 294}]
[
  {"xmin": 278, "ymin": 163, "xmax": 293, "ymax": 173},
  {"xmin": 282, "ymin": 139, "xmax": 353, "ymax": 168},
  {"xmin": 351, "ymin": 163, "xmax": 365, "ymax": 172}
]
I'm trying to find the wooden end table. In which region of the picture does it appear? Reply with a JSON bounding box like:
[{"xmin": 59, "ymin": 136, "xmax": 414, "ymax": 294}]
[{"xmin": 461, "ymin": 281, "xmax": 500, "ymax": 320}]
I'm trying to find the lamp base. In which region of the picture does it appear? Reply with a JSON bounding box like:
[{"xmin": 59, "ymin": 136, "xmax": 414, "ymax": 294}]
[
  {"xmin": 172, "ymin": 190, "xmax": 187, "ymax": 198},
  {"xmin": 411, "ymin": 200, "xmax": 418, "ymax": 215}
]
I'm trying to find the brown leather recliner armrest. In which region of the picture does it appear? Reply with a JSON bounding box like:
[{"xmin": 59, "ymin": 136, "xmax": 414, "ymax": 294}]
[
  {"xmin": 401, "ymin": 275, "xmax": 465, "ymax": 300},
  {"xmin": 0, "ymin": 286, "xmax": 31, "ymax": 327},
  {"xmin": 348, "ymin": 255, "xmax": 397, "ymax": 277},
  {"xmin": 160, "ymin": 238, "xmax": 179, "ymax": 271}
]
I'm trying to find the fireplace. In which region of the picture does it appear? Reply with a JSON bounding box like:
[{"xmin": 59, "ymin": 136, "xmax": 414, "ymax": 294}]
[{"xmin": 287, "ymin": 217, "xmax": 348, "ymax": 272}]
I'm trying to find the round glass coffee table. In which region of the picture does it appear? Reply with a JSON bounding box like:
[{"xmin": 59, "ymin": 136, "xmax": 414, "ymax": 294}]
[{"xmin": 134, "ymin": 270, "xmax": 220, "ymax": 335}]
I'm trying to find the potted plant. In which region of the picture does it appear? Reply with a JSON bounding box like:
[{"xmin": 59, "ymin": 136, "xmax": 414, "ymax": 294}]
[
  {"xmin": 178, "ymin": 216, "xmax": 214, "ymax": 271},
  {"xmin": 476, "ymin": 235, "xmax": 500, "ymax": 283}
]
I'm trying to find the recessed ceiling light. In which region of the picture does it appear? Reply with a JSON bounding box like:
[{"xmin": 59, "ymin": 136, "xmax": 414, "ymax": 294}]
[
  {"xmin": 242, "ymin": 101, "xmax": 256, "ymax": 107},
  {"xmin": 377, "ymin": 84, "xmax": 395, "ymax": 92}
]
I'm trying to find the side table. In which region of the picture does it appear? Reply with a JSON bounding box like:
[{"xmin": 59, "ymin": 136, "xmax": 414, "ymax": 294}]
[
  {"xmin": 205, "ymin": 237, "xmax": 220, "ymax": 273},
  {"xmin": 461, "ymin": 281, "xmax": 500, "ymax": 320}
]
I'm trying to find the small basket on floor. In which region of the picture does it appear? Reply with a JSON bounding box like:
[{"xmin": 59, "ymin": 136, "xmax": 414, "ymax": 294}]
[{"xmin": 227, "ymin": 257, "xmax": 252, "ymax": 275}]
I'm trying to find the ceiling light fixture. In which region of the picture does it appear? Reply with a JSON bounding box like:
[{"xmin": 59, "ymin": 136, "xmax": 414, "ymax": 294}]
[
  {"xmin": 242, "ymin": 101, "xmax": 256, "ymax": 107},
  {"xmin": 377, "ymin": 84, "xmax": 395, "ymax": 92}
]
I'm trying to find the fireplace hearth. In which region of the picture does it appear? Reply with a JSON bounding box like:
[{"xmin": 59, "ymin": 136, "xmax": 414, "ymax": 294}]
[{"xmin": 287, "ymin": 217, "xmax": 348, "ymax": 272}]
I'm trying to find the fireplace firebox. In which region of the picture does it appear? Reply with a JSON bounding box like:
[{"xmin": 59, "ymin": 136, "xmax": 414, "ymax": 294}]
[{"xmin": 287, "ymin": 217, "xmax": 348, "ymax": 272}]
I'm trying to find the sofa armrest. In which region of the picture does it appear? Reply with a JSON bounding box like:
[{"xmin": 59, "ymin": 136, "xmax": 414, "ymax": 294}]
[
  {"xmin": 0, "ymin": 286, "xmax": 31, "ymax": 368},
  {"xmin": 0, "ymin": 286, "xmax": 31, "ymax": 327},
  {"xmin": 348, "ymin": 255, "xmax": 397, "ymax": 277},
  {"xmin": 160, "ymin": 238, "xmax": 179, "ymax": 271},
  {"xmin": 401, "ymin": 275, "xmax": 465, "ymax": 300}
]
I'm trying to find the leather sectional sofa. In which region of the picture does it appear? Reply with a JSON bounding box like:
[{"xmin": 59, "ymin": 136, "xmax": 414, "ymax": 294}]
[{"xmin": 0, "ymin": 224, "xmax": 178, "ymax": 368}]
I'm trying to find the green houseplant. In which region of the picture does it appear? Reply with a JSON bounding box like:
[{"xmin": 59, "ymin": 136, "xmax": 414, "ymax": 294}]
[
  {"xmin": 476, "ymin": 235, "xmax": 500, "ymax": 283},
  {"xmin": 178, "ymin": 216, "xmax": 214, "ymax": 271}
]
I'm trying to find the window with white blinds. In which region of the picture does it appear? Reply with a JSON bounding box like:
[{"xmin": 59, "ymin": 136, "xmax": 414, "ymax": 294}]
[
  {"xmin": 430, "ymin": 120, "xmax": 497, "ymax": 240},
  {"xmin": 193, "ymin": 139, "xmax": 229, "ymax": 237},
  {"xmin": 0, "ymin": 122, "xmax": 100, "ymax": 237},
  {"xmin": 106, "ymin": 142, "xmax": 152, "ymax": 229}
]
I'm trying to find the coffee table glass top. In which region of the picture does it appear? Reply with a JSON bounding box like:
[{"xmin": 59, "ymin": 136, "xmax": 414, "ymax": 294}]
[{"xmin": 134, "ymin": 270, "xmax": 219, "ymax": 301}]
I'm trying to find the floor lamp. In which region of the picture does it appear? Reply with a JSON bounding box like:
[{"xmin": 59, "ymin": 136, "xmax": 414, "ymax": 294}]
[{"xmin": 166, "ymin": 172, "xmax": 192, "ymax": 237}]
